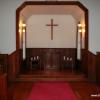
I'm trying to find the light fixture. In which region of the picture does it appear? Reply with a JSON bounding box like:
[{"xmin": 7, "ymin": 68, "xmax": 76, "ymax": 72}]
[
  {"xmin": 19, "ymin": 29, "xmax": 22, "ymax": 33},
  {"xmin": 78, "ymin": 22, "xmax": 82, "ymax": 33},
  {"xmin": 22, "ymin": 29, "xmax": 25, "ymax": 33},
  {"xmin": 19, "ymin": 21, "xmax": 26, "ymax": 33},
  {"xmin": 78, "ymin": 22, "xmax": 85, "ymax": 33},
  {"xmin": 22, "ymin": 23, "xmax": 26, "ymax": 27},
  {"xmin": 82, "ymin": 28, "xmax": 85, "ymax": 33},
  {"xmin": 78, "ymin": 29, "xmax": 82, "ymax": 33},
  {"xmin": 78, "ymin": 23, "xmax": 82, "ymax": 27}
]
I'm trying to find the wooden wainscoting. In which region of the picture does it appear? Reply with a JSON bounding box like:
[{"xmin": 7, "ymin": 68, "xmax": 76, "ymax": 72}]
[
  {"xmin": 96, "ymin": 52, "xmax": 100, "ymax": 85},
  {"xmin": 26, "ymin": 48, "xmax": 77, "ymax": 71},
  {"xmin": 0, "ymin": 73, "xmax": 8, "ymax": 100},
  {"xmin": 81, "ymin": 49, "xmax": 88, "ymax": 75},
  {"xmin": 8, "ymin": 50, "xmax": 18, "ymax": 81},
  {"xmin": 0, "ymin": 54, "xmax": 8, "ymax": 73},
  {"xmin": 88, "ymin": 51, "xmax": 96, "ymax": 81}
]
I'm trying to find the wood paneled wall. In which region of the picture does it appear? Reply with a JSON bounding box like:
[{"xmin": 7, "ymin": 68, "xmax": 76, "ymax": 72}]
[
  {"xmin": 8, "ymin": 51, "xmax": 18, "ymax": 81},
  {"xmin": 0, "ymin": 73, "xmax": 8, "ymax": 100},
  {"xmin": 0, "ymin": 54, "xmax": 8, "ymax": 73},
  {"xmin": 96, "ymin": 52, "xmax": 100, "ymax": 85},
  {"xmin": 26, "ymin": 48, "xmax": 77, "ymax": 70},
  {"xmin": 88, "ymin": 51, "xmax": 96, "ymax": 81},
  {"xmin": 81, "ymin": 49, "xmax": 88, "ymax": 75}
]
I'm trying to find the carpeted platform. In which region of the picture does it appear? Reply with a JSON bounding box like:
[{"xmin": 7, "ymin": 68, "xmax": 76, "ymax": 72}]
[{"xmin": 28, "ymin": 82, "xmax": 77, "ymax": 100}]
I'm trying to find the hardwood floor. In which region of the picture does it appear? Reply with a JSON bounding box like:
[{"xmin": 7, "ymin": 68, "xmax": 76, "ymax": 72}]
[{"xmin": 8, "ymin": 82, "xmax": 100, "ymax": 100}]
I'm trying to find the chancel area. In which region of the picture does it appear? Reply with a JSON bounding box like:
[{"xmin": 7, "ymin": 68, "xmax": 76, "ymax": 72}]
[
  {"xmin": 18, "ymin": 4, "xmax": 86, "ymax": 77},
  {"xmin": 1, "ymin": 1, "xmax": 100, "ymax": 100}
]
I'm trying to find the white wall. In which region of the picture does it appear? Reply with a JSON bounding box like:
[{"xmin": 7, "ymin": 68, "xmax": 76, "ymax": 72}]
[
  {"xmin": 26, "ymin": 15, "xmax": 76, "ymax": 48},
  {"xmin": 0, "ymin": 0, "xmax": 100, "ymax": 54}
]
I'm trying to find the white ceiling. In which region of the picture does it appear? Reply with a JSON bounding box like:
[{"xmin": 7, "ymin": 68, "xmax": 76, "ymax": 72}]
[{"xmin": 20, "ymin": 5, "xmax": 84, "ymax": 21}]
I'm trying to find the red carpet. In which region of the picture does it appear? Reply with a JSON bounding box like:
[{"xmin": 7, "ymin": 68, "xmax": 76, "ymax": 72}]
[{"xmin": 28, "ymin": 82, "xmax": 77, "ymax": 100}]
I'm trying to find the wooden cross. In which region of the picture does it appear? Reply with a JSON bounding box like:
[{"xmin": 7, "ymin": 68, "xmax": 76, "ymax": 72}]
[{"xmin": 46, "ymin": 19, "xmax": 58, "ymax": 40}]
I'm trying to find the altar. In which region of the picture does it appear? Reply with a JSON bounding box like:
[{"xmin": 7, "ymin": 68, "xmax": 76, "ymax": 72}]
[
  {"xmin": 26, "ymin": 48, "xmax": 76, "ymax": 72},
  {"xmin": 43, "ymin": 49, "xmax": 60, "ymax": 71}
]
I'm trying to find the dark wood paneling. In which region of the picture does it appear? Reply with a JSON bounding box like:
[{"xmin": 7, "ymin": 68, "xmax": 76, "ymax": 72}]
[
  {"xmin": 96, "ymin": 52, "xmax": 100, "ymax": 85},
  {"xmin": 26, "ymin": 48, "xmax": 77, "ymax": 71},
  {"xmin": 88, "ymin": 51, "xmax": 96, "ymax": 81},
  {"xmin": 0, "ymin": 73, "xmax": 8, "ymax": 100},
  {"xmin": 8, "ymin": 51, "xmax": 18, "ymax": 81},
  {"xmin": 0, "ymin": 54, "xmax": 8, "ymax": 73},
  {"xmin": 81, "ymin": 49, "xmax": 88, "ymax": 75}
]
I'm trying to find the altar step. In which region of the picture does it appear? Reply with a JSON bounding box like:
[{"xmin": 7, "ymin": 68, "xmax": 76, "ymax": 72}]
[{"xmin": 15, "ymin": 73, "xmax": 87, "ymax": 82}]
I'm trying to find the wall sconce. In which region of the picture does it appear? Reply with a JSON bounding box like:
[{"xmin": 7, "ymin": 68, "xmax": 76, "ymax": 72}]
[
  {"xmin": 22, "ymin": 23, "xmax": 26, "ymax": 28},
  {"xmin": 78, "ymin": 23, "xmax": 82, "ymax": 33},
  {"xmin": 78, "ymin": 22, "xmax": 85, "ymax": 34},
  {"xmin": 78, "ymin": 23, "xmax": 82, "ymax": 27},
  {"xmin": 19, "ymin": 21, "xmax": 26, "ymax": 33},
  {"xmin": 19, "ymin": 20, "xmax": 26, "ymax": 48}
]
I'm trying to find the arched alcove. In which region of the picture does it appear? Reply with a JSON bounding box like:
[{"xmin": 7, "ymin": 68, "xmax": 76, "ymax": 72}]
[{"xmin": 16, "ymin": 1, "xmax": 88, "ymax": 78}]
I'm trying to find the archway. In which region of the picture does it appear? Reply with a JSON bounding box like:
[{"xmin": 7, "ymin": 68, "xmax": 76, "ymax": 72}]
[{"xmin": 16, "ymin": 1, "xmax": 88, "ymax": 78}]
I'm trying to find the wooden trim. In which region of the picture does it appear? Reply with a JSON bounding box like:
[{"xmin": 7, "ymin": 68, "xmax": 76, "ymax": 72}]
[
  {"xmin": 16, "ymin": 10, "xmax": 19, "ymax": 51},
  {"xmin": 85, "ymin": 10, "xmax": 89, "ymax": 50},
  {"xmin": 18, "ymin": 1, "xmax": 86, "ymax": 7}
]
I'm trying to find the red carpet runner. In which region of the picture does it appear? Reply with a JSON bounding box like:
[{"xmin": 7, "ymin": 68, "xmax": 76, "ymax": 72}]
[{"xmin": 28, "ymin": 82, "xmax": 77, "ymax": 100}]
